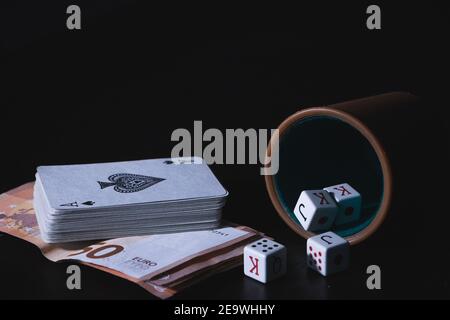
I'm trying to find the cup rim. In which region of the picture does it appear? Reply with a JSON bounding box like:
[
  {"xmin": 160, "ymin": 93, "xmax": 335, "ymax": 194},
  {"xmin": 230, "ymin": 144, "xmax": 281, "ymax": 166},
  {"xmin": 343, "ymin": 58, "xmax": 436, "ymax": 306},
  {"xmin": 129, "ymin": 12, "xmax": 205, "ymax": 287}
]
[{"xmin": 264, "ymin": 107, "xmax": 392, "ymax": 245}]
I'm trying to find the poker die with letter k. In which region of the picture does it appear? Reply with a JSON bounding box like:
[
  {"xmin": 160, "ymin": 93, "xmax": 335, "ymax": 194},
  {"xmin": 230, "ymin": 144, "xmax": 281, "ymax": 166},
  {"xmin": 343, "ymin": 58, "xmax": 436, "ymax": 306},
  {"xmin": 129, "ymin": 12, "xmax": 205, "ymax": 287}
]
[
  {"xmin": 324, "ymin": 183, "xmax": 362, "ymax": 225},
  {"xmin": 293, "ymin": 190, "xmax": 338, "ymax": 231},
  {"xmin": 244, "ymin": 238, "xmax": 287, "ymax": 283},
  {"xmin": 307, "ymin": 231, "xmax": 350, "ymax": 276}
]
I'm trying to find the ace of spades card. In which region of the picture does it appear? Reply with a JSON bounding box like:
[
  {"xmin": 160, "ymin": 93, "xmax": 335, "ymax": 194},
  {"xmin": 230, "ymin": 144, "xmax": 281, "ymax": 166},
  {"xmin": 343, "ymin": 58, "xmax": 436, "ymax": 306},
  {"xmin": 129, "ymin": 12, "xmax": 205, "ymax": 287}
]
[
  {"xmin": 36, "ymin": 157, "xmax": 227, "ymax": 212},
  {"xmin": 33, "ymin": 157, "xmax": 228, "ymax": 243}
]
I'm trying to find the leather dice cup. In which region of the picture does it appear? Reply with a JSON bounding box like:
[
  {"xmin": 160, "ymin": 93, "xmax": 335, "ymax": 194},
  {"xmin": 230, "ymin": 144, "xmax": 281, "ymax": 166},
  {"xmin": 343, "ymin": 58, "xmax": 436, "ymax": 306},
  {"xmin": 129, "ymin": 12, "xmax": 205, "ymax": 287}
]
[
  {"xmin": 264, "ymin": 92, "xmax": 435, "ymax": 246},
  {"xmin": 242, "ymin": 92, "xmax": 443, "ymax": 280}
]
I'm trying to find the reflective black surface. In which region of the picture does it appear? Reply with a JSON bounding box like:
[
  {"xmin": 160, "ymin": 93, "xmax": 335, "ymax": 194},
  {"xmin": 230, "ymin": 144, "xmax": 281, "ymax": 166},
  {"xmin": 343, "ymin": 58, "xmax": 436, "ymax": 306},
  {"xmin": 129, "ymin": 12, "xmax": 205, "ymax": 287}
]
[{"xmin": 1, "ymin": 2, "xmax": 449, "ymax": 299}]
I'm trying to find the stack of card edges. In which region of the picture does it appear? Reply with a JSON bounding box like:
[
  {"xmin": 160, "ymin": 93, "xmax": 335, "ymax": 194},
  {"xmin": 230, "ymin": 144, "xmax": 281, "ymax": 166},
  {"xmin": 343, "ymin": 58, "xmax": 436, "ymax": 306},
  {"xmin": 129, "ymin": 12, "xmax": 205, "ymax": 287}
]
[{"xmin": 33, "ymin": 157, "xmax": 228, "ymax": 243}]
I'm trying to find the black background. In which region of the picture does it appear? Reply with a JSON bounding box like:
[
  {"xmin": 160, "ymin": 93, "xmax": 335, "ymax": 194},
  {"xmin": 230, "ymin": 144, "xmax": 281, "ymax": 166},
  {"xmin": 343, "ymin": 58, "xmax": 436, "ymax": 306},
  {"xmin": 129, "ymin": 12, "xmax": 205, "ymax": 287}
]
[{"xmin": 1, "ymin": 1, "xmax": 450, "ymax": 300}]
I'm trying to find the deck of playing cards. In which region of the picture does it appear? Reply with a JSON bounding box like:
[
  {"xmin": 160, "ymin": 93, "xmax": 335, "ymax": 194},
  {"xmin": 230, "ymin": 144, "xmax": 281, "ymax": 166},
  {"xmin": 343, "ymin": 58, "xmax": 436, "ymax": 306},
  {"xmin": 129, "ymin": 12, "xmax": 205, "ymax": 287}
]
[{"xmin": 33, "ymin": 157, "xmax": 228, "ymax": 243}]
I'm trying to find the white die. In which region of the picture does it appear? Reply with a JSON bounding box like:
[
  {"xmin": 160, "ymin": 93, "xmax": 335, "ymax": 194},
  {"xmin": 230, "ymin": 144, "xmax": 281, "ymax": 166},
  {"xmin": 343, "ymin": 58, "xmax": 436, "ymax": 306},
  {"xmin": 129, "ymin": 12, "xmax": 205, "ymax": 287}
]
[
  {"xmin": 244, "ymin": 238, "xmax": 287, "ymax": 283},
  {"xmin": 324, "ymin": 183, "xmax": 362, "ymax": 225},
  {"xmin": 306, "ymin": 231, "xmax": 350, "ymax": 276},
  {"xmin": 293, "ymin": 190, "xmax": 338, "ymax": 231}
]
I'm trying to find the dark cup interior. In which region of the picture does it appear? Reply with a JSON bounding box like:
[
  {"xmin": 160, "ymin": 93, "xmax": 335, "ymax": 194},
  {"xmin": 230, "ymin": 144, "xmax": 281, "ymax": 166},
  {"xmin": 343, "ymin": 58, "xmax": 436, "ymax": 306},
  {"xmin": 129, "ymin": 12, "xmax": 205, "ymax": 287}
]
[{"xmin": 274, "ymin": 115, "xmax": 384, "ymax": 237}]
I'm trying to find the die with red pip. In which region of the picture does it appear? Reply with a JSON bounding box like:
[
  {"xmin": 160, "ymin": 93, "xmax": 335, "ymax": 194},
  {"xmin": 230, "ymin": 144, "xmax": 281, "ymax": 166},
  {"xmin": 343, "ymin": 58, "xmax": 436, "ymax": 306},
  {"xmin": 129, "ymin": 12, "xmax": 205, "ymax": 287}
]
[{"xmin": 307, "ymin": 231, "xmax": 350, "ymax": 276}]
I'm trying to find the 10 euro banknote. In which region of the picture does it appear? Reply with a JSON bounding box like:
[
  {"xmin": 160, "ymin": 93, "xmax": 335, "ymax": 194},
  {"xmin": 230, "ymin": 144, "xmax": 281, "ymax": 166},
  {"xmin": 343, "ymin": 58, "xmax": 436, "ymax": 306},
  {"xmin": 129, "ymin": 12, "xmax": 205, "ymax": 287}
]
[{"xmin": 0, "ymin": 182, "xmax": 263, "ymax": 299}]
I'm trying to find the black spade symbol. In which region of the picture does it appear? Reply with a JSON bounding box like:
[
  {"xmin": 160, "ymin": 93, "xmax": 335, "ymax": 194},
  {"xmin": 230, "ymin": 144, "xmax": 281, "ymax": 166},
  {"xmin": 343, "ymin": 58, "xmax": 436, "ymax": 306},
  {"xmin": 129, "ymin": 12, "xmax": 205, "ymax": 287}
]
[{"xmin": 98, "ymin": 173, "xmax": 165, "ymax": 193}]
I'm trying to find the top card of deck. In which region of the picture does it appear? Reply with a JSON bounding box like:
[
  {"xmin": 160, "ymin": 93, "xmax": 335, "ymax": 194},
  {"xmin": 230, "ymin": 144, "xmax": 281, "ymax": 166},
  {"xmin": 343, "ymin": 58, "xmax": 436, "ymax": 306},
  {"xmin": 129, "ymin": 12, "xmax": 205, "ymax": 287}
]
[{"xmin": 36, "ymin": 157, "xmax": 228, "ymax": 211}]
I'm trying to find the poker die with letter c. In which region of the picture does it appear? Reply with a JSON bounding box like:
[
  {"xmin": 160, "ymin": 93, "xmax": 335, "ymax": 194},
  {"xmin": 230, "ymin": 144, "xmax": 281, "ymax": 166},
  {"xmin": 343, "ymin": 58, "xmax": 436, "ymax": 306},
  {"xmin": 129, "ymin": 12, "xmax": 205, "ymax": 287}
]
[
  {"xmin": 244, "ymin": 238, "xmax": 287, "ymax": 283},
  {"xmin": 307, "ymin": 231, "xmax": 349, "ymax": 276},
  {"xmin": 293, "ymin": 190, "xmax": 338, "ymax": 231},
  {"xmin": 323, "ymin": 183, "xmax": 362, "ymax": 225}
]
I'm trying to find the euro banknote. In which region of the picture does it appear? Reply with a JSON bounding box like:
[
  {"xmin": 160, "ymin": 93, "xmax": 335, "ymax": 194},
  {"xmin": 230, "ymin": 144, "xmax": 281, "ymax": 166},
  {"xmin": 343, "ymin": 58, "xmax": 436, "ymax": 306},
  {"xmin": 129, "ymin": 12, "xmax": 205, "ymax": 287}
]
[{"xmin": 0, "ymin": 182, "xmax": 263, "ymax": 298}]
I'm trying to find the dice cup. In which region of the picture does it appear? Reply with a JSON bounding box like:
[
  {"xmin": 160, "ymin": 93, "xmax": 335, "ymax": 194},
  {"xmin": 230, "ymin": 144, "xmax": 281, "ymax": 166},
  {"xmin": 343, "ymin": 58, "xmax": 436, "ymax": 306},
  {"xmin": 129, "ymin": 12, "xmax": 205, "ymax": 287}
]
[{"xmin": 264, "ymin": 92, "xmax": 419, "ymax": 245}]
